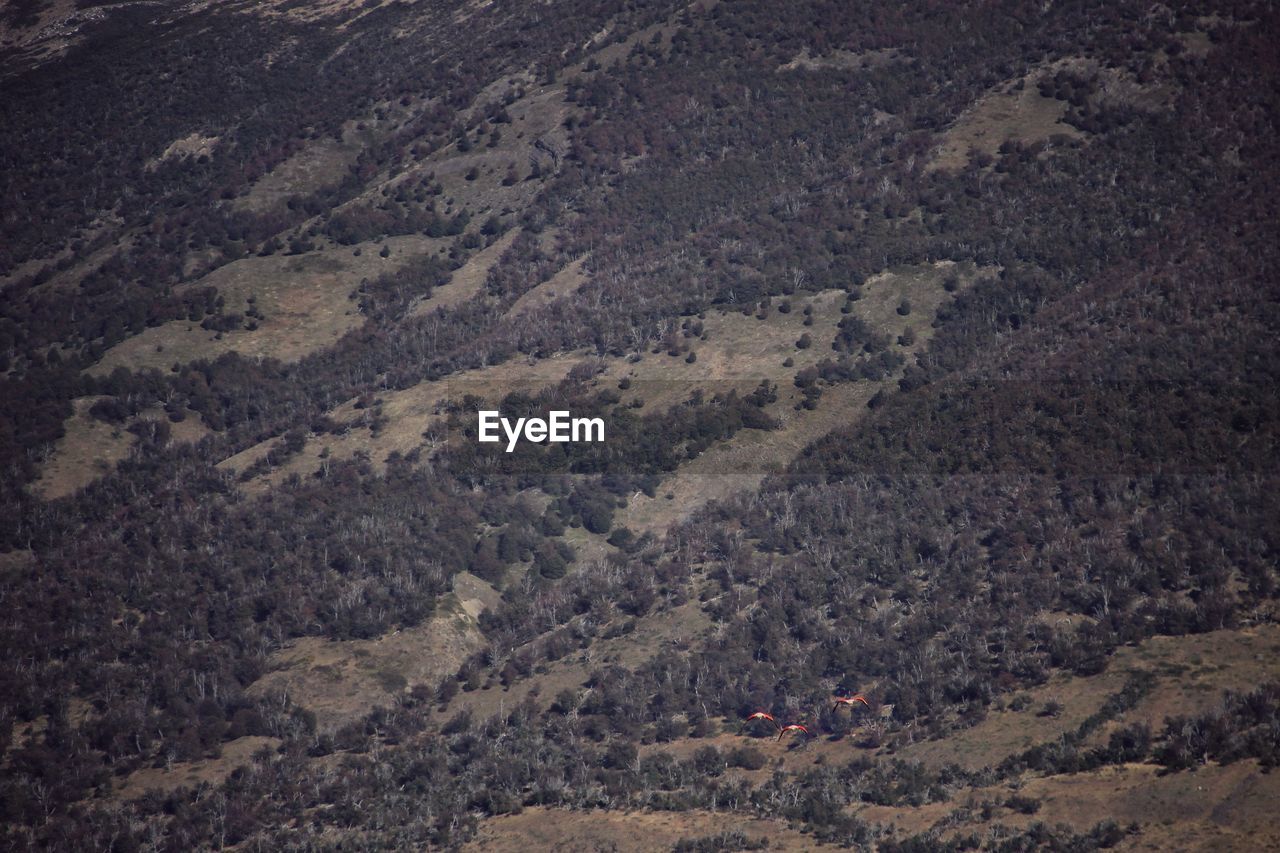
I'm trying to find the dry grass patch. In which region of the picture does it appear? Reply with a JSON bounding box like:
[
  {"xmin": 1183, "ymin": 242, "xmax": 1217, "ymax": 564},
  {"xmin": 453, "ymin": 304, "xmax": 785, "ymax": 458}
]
[
  {"xmin": 219, "ymin": 352, "xmax": 585, "ymax": 489},
  {"xmin": 31, "ymin": 399, "xmax": 209, "ymax": 500},
  {"xmin": 1096, "ymin": 625, "xmax": 1280, "ymax": 739},
  {"xmin": 31, "ymin": 396, "xmax": 136, "ymax": 501},
  {"xmin": 930, "ymin": 77, "xmax": 1081, "ymax": 172},
  {"xmin": 408, "ymin": 227, "xmax": 520, "ymax": 317},
  {"xmin": 224, "ymin": 262, "xmax": 973, "ymax": 517},
  {"xmin": 607, "ymin": 263, "xmax": 979, "ymax": 533},
  {"xmin": 0, "ymin": 0, "xmax": 110, "ymax": 67},
  {"xmin": 147, "ymin": 132, "xmax": 220, "ymax": 171},
  {"xmin": 426, "ymin": 86, "xmax": 572, "ymax": 219},
  {"xmin": 89, "ymin": 235, "xmax": 444, "ymax": 376},
  {"xmin": 615, "ymin": 382, "xmax": 879, "ymax": 535},
  {"xmin": 467, "ymin": 806, "xmax": 827, "ymax": 852},
  {"xmin": 453, "ymin": 571, "xmax": 502, "ymax": 620},
  {"xmin": 855, "ymin": 760, "xmax": 1280, "ymax": 849},
  {"xmin": 234, "ymin": 137, "xmax": 356, "ymax": 214},
  {"xmin": 931, "ymin": 55, "xmax": 1179, "ymax": 172},
  {"xmin": 113, "ymin": 736, "xmax": 281, "ymax": 801},
  {"xmin": 337, "ymin": 82, "xmax": 574, "ymax": 234},
  {"xmin": 780, "ymin": 47, "xmax": 901, "ymax": 72},
  {"xmin": 444, "ymin": 601, "xmax": 711, "ymax": 722},
  {"xmin": 506, "ymin": 254, "xmax": 589, "ymax": 317},
  {"xmin": 901, "ymin": 624, "xmax": 1280, "ymax": 772},
  {"xmin": 901, "ymin": 661, "xmax": 1132, "ymax": 772},
  {"xmin": 248, "ymin": 602, "xmax": 485, "ymax": 732}
]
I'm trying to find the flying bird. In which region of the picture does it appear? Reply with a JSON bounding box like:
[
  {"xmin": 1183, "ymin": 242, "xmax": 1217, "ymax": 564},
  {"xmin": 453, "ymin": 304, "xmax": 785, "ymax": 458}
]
[
  {"xmin": 832, "ymin": 694, "xmax": 871, "ymax": 712},
  {"xmin": 743, "ymin": 711, "xmax": 780, "ymax": 730},
  {"xmin": 777, "ymin": 723, "xmax": 809, "ymax": 742}
]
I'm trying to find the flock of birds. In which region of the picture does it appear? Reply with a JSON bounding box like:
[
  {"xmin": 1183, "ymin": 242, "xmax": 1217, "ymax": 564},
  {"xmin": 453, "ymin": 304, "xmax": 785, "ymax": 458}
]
[{"xmin": 744, "ymin": 694, "xmax": 871, "ymax": 742}]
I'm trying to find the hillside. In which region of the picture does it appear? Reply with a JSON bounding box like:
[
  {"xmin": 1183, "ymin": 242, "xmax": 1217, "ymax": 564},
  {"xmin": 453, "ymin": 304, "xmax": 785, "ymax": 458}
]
[{"xmin": 1, "ymin": 0, "xmax": 1278, "ymax": 850}]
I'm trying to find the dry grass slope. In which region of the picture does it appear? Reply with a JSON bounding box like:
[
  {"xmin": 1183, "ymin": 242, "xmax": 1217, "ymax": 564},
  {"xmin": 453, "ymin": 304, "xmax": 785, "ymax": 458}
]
[{"xmin": 89, "ymin": 235, "xmax": 448, "ymax": 375}]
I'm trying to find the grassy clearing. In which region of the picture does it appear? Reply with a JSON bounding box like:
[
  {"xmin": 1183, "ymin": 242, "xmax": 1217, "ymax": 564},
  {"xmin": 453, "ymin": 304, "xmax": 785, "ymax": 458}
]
[
  {"xmin": 930, "ymin": 75, "xmax": 1081, "ymax": 172},
  {"xmin": 931, "ymin": 54, "xmax": 1178, "ymax": 173},
  {"xmin": 608, "ymin": 262, "xmax": 980, "ymax": 533},
  {"xmin": 505, "ymin": 254, "xmax": 589, "ymax": 317},
  {"xmin": 444, "ymin": 601, "xmax": 711, "ymax": 722},
  {"xmin": 88, "ymin": 235, "xmax": 446, "ymax": 375},
  {"xmin": 1096, "ymin": 626, "xmax": 1280, "ymax": 740},
  {"xmin": 336, "ymin": 81, "xmax": 576, "ymax": 232},
  {"xmin": 226, "ymin": 262, "xmax": 979, "ymax": 519},
  {"xmin": 218, "ymin": 352, "xmax": 585, "ymax": 488},
  {"xmin": 852, "ymin": 760, "xmax": 1280, "ymax": 848},
  {"xmin": 31, "ymin": 396, "xmax": 136, "ymax": 501},
  {"xmin": 466, "ymin": 807, "xmax": 828, "ymax": 852},
  {"xmin": 453, "ymin": 571, "xmax": 502, "ymax": 620},
  {"xmin": 32, "ymin": 399, "xmax": 209, "ymax": 501},
  {"xmin": 0, "ymin": 0, "xmax": 95, "ymax": 66},
  {"xmin": 113, "ymin": 736, "xmax": 281, "ymax": 801},
  {"xmin": 147, "ymin": 132, "xmax": 220, "ymax": 171},
  {"xmin": 620, "ymin": 626, "xmax": 1280, "ymax": 846},
  {"xmin": 233, "ymin": 137, "xmax": 356, "ymax": 214},
  {"xmin": 900, "ymin": 624, "xmax": 1280, "ymax": 773},
  {"xmin": 247, "ymin": 597, "xmax": 486, "ymax": 732},
  {"xmin": 408, "ymin": 227, "xmax": 520, "ymax": 317},
  {"xmin": 780, "ymin": 46, "xmax": 902, "ymax": 72}
]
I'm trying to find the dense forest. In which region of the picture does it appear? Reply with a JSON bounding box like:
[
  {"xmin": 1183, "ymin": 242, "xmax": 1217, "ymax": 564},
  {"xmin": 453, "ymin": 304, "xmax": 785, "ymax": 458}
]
[{"xmin": 1, "ymin": 0, "xmax": 1277, "ymax": 849}]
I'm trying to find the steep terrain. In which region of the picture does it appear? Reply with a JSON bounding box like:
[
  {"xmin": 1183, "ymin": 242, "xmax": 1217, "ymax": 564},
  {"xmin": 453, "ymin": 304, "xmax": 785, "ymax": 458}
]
[{"xmin": 1, "ymin": 1, "xmax": 1278, "ymax": 850}]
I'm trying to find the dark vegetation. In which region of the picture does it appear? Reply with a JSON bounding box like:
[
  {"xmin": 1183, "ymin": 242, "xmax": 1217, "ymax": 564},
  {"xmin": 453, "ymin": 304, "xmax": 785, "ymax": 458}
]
[{"xmin": 0, "ymin": 0, "xmax": 1277, "ymax": 848}]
